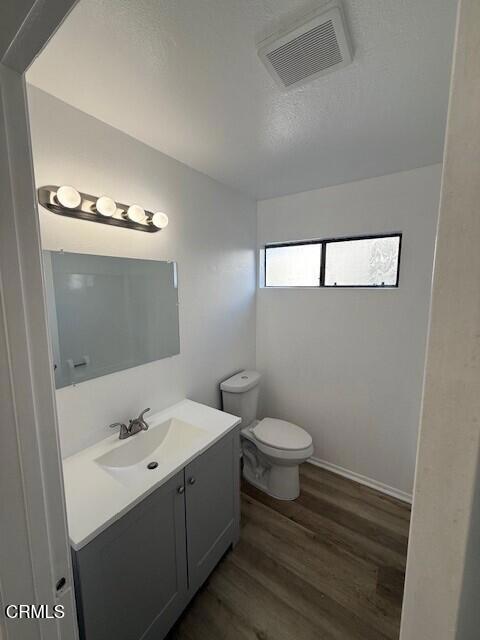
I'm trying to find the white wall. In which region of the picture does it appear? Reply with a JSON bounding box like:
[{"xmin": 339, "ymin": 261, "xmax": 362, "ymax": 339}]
[
  {"xmin": 27, "ymin": 86, "xmax": 257, "ymax": 458},
  {"xmin": 256, "ymin": 165, "xmax": 441, "ymax": 497},
  {"xmin": 400, "ymin": 1, "xmax": 480, "ymax": 635}
]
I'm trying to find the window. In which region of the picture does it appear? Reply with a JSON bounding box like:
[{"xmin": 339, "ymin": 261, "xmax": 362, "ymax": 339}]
[
  {"xmin": 264, "ymin": 234, "xmax": 401, "ymax": 288},
  {"xmin": 324, "ymin": 235, "xmax": 401, "ymax": 287},
  {"xmin": 265, "ymin": 243, "xmax": 321, "ymax": 287}
]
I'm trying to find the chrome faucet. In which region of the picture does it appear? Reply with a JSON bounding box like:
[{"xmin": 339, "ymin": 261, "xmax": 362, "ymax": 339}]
[{"xmin": 109, "ymin": 408, "xmax": 150, "ymax": 440}]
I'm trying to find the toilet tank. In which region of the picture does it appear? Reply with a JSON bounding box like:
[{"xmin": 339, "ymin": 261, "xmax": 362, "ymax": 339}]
[{"xmin": 220, "ymin": 370, "xmax": 261, "ymax": 428}]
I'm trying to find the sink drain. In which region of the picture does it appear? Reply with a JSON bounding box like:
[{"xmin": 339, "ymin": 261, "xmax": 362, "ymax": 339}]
[{"xmin": 147, "ymin": 461, "xmax": 158, "ymax": 470}]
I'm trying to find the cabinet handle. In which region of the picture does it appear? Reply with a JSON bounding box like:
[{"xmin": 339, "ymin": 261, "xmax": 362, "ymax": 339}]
[
  {"xmin": 188, "ymin": 477, "xmax": 196, "ymax": 485},
  {"xmin": 177, "ymin": 486, "xmax": 185, "ymax": 494},
  {"xmin": 55, "ymin": 577, "xmax": 66, "ymax": 592}
]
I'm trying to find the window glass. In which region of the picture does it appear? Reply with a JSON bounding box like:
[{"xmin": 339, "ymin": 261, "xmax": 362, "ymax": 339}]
[
  {"xmin": 265, "ymin": 243, "xmax": 321, "ymax": 287},
  {"xmin": 324, "ymin": 236, "xmax": 400, "ymax": 287}
]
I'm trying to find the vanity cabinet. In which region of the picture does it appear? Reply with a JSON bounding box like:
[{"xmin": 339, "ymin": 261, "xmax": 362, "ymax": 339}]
[
  {"xmin": 72, "ymin": 429, "xmax": 239, "ymax": 640},
  {"xmin": 185, "ymin": 430, "xmax": 238, "ymax": 593},
  {"xmin": 72, "ymin": 470, "xmax": 188, "ymax": 640}
]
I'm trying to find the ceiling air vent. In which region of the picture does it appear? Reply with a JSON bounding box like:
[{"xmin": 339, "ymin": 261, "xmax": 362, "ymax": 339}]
[{"xmin": 258, "ymin": 2, "xmax": 353, "ymax": 90}]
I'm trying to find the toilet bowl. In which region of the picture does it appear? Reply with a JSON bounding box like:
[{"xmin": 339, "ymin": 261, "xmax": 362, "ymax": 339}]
[{"xmin": 221, "ymin": 371, "xmax": 313, "ymax": 500}]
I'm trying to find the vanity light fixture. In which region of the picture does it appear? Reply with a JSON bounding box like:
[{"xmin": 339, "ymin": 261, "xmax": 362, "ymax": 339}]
[
  {"xmin": 151, "ymin": 211, "xmax": 169, "ymax": 229},
  {"xmin": 95, "ymin": 195, "xmax": 117, "ymax": 217},
  {"xmin": 56, "ymin": 185, "xmax": 81, "ymax": 209},
  {"xmin": 37, "ymin": 185, "xmax": 167, "ymax": 234}
]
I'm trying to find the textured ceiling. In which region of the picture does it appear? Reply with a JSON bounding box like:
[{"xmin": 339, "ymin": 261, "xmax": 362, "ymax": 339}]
[{"xmin": 27, "ymin": 0, "xmax": 457, "ymax": 199}]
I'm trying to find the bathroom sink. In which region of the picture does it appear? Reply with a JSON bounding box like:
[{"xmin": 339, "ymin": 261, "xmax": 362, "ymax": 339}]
[
  {"xmin": 62, "ymin": 399, "xmax": 241, "ymax": 549},
  {"xmin": 95, "ymin": 417, "xmax": 209, "ymax": 486}
]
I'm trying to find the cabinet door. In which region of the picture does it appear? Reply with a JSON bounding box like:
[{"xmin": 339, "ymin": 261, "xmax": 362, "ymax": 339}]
[
  {"xmin": 73, "ymin": 471, "xmax": 187, "ymax": 640},
  {"xmin": 185, "ymin": 430, "xmax": 239, "ymax": 594}
]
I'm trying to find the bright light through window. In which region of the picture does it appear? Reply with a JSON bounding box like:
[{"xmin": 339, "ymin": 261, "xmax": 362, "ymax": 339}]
[
  {"xmin": 325, "ymin": 236, "xmax": 400, "ymax": 287},
  {"xmin": 265, "ymin": 243, "xmax": 321, "ymax": 287},
  {"xmin": 264, "ymin": 234, "xmax": 401, "ymax": 288}
]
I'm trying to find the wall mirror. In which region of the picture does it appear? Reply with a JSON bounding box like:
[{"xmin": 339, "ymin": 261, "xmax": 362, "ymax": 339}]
[{"xmin": 43, "ymin": 251, "xmax": 180, "ymax": 388}]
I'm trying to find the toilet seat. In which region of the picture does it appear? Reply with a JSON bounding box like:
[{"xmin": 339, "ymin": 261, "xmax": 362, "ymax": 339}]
[{"xmin": 252, "ymin": 418, "xmax": 313, "ymax": 451}]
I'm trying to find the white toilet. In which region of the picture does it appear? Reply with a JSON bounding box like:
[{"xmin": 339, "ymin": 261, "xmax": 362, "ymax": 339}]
[{"xmin": 221, "ymin": 370, "xmax": 313, "ymax": 500}]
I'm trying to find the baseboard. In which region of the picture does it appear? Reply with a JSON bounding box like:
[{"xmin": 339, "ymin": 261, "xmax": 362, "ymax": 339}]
[{"xmin": 307, "ymin": 457, "xmax": 413, "ymax": 504}]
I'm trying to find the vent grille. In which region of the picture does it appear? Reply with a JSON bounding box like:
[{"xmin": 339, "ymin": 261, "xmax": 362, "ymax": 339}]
[
  {"xmin": 266, "ymin": 20, "xmax": 342, "ymax": 87},
  {"xmin": 258, "ymin": 3, "xmax": 353, "ymax": 90}
]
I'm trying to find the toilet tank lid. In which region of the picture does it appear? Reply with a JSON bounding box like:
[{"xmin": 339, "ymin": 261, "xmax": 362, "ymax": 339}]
[{"xmin": 220, "ymin": 370, "xmax": 261, "ymax": 393}]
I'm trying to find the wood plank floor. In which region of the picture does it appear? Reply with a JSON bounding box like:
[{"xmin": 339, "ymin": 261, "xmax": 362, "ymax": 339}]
[{"xmin": 168, "ymin": 463, "xmax": 411, "ymax": 640}]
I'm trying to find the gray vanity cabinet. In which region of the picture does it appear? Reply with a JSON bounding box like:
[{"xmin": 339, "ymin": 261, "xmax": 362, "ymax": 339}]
[
  {"xmin": 72, "ymin": 428, "xmax": 240, "ymax": 640},
  {"xmin": 72, "ymin": 470, "xmax": 188, "ymax": 640},
  {"xmin": 185, "ymin": 430, "xmax": 240, "ymax": 594}
]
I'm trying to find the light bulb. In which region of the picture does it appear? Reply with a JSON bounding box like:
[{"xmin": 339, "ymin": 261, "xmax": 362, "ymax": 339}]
[
  {"xmin": 56, "ymin": 185, "xmax": 81, "ymax": 209},
  {"xmin": 151, "ymin": 211, "xmax": 169, "ymax": 229},
  {"xmin": 127, "ymin": 204, "xmax": 145, "ymax": 223},
  {"xmin": 95, "ymin": 196, "xmax": 116, "ymax": 217}
]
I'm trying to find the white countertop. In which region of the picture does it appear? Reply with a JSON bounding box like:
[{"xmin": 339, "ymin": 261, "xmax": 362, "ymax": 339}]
[{"xmin": 62, "ymin": 399, "xmax": 241, "ymax": 550}]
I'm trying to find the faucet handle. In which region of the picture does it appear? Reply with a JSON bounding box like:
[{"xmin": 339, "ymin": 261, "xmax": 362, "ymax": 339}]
[
  {"xmin": 137, "ymin": 408, "xmax": 151, "ymax": 422},
  {"xmin": 109, "ymin": 422, "xmax": 126, "ymax": 430},
  {"xmin": 109, "ymin": 422, "xmax": 130, "ymax": 439}
]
